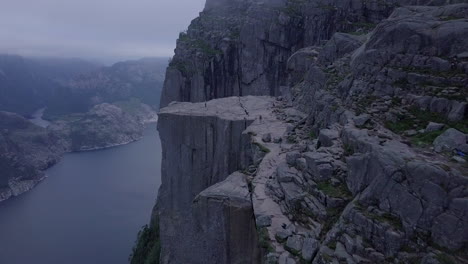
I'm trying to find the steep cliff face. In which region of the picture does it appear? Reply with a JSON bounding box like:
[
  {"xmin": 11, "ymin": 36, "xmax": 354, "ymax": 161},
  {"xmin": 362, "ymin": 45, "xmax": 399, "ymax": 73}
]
[
  {"xmin": 160, "ymin": 0, "xmax": 457, "ymax": 107},
  {"xmin": 156, "ymin": 96, "xmax": 277, "ymax": 263},
  {"xmin": 146, "ymin": 1, "xmax": 468, "ymax": 264}
]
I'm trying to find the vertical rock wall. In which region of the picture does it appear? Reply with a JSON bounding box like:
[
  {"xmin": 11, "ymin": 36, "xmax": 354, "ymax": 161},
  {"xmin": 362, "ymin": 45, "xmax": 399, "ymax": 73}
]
[{"xmin": 156, "ymin": 97, "xmax": 275, "ymax": 263}]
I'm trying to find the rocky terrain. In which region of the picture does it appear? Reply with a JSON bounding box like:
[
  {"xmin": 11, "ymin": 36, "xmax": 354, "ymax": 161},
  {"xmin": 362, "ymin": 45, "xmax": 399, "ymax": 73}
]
[
  {"xmin": 50, "ymin": 102, "xmax": 157, "ymax": 152},
  {"xmin": 134, "ymin": 0, "xmax": 468, "ymax": 264},
  {"xmin": 46, "ymin": 57, "xmax": 167, "ymax": 119},
  {"xmin": 0, "ymin": 102, "xmax": 157, "ymax": 202},
  {"xmin": 0, "ymin": 111, "xmax": 66, "ymax": 202},
  {"xmin": 0, "ymin": 56, "xmax": 164, "ymax": 202}
]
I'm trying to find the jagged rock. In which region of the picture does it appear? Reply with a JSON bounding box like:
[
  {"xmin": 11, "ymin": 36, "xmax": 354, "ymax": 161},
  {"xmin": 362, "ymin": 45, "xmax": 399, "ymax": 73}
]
[
  {"xmin": 448, "ymin": 101, "xmax": 467, "ymax": 122},
  {"xmin": 304, "ymin": 196, "xmax": 327, "ymax": 219},
  {"xmin": 335, "ymin": 242, "xmax": 355, "ymax": 263},
  {"xmin": 285, "ymin": 235, "xmax": 304, "ymax": 255},
  {"xmin": 256, "ymin": 214, "xmax": 272, "ymax": 228},
  {"xmin": 433, "ymin": 128, "xmax": 467, "ymax": 153},
  {"xmin": 353, "ymin": 114, "xmax": 370, "ymax": 127},
  {"xmin": 286, "ymin": 151, "xmax": 301, "ymax": 166},
  {"xmin": 277, "ymin": 163, "xmax": 297, "ymax": 183},
  {"xmin": 318, "ymin": 129, "xmax": 340, "ymax": 147},
  {"xmin": 302, "ymin": 237, "xmax": 319, "ymax": 261},
  {"xmin": 276, "ymin": 228, "xmax": 293, "ymax": 243},
  {"xmin": 425, "ymin": 122, "xmax": 445, "ymax": 133},
  {"xmin": 280, "ymin": 182, "xmax": 305, "ymax": 204},
  {"xmin": 304, "ymin": 152, "xmax": 335, "ymax": 181}
]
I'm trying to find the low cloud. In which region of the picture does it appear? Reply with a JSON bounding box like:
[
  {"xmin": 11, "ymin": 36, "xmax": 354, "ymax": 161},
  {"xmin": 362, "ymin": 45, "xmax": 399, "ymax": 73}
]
[{"xmin": 0, "ymin": 0, "xmax": 206, "ymax": 63}]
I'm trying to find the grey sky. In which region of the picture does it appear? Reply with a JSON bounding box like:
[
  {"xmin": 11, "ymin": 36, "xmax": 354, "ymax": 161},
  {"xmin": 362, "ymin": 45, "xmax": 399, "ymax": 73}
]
[{"xmin": 0, "ymin": 0, "xmax": 206, "ymax": 63}]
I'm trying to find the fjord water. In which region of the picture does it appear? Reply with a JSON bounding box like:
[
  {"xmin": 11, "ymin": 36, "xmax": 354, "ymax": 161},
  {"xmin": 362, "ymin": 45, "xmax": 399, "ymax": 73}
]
[{"xmin": 0, "ymin": 124, "xmax": 161, "ymax": 264}]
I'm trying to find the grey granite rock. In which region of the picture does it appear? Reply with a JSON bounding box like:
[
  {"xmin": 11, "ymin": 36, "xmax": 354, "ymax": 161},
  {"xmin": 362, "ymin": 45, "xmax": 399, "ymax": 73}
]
[
  {"xmin": 425, "ymin": 122, "xmax": 445, "ymax": 133},
  {"xmin": 302, "ymin": 237, "xmax": 319, "ymax": 261},
  {"xmin": 286, "ymin": 151, "xmax": 301, "ymax": 166},
  {"xmin": 192, "ymin": 172, "xmax": 260, "ymax": 264},
  {"xmin": 433, "ymin": 128, "xmax": 466, "ymax": 153},
  {"xmin": 318, "ymin": 129, "xmax": 339, "ymax": 147},
  {"xmin": 285, "ymin": 235, "xmax": 304, "ymax": 255},
  {"xmin": 156, "ymin": 96, "xmax": 275, "ymax": 263}
]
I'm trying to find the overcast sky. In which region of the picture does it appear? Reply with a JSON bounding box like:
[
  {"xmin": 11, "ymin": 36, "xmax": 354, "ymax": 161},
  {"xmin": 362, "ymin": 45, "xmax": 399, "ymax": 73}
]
[{"xmin": 0, "ymin": 0, "xmax": 206, "ymax": 63}]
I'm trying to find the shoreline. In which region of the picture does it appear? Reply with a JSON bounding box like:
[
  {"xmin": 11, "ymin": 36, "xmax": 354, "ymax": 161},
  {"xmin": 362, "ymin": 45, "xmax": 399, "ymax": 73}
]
[{"xmin": 0, "ymin": 122, "xmax": 157, "ymax": 204}]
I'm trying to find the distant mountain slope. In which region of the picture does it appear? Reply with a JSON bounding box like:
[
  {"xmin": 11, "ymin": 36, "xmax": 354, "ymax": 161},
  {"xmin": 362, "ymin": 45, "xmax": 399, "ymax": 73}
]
[
  {"xmin": 0, "ymin": 55, "xmax": 167, "ymax": 119},
  {"xmin": 44, "ymin": 57, "xmax": 167, "ymax": 119},
  {"xmin": 0, "ymin": 55, "xmax": 101, "ymax": 116},
  {"xmin": 0, "ymin": 55, "xmax": 54, "ymax": 115}
]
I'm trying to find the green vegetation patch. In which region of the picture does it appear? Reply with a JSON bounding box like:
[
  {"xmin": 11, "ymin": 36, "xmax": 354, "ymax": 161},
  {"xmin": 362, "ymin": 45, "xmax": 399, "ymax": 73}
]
[
  {"xmin": 436, "ymin": 253, "xmax": 456, "ymax": 264},
  {"xmin": 355, "ymin": 203, "xmax": 403, "ymax": 230},
  {"xmin": 317, "ymin": 181, "xmax": 352, "ymax": 199},
  {"xmin": 410, "ymin": 130, "xmax": 445, "ymax": 147},
  {"xmin": 130, "ymin": 218, "xmax": 161, "ymax": 264},
  {"xmin": 258, "ymin": 227, "xmax": 274, "ymax": 253},
  {"xmin": 385, "ymin": 107, "xmax": 468, "ymax": 137},
  {"xmin": 253, "ymin": 142, "xmax": 271, "ymax": 153}
]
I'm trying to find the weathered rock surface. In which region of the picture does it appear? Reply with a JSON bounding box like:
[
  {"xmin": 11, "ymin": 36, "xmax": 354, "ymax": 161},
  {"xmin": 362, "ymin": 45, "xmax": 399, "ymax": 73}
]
[
  {"xmin": 140, "ymin": 1, "xmax": 468, "ymax": 264},
  {"xmin": 192, "ymin": 172, "xmax": 260, "ymax": 263},
  {"xmin": 156, "ymin": 96, "xmax": 277, "ymax": 263},
  {"xmin": 433, "ymin": 128, "xmax": 467, "ymax": 153}
]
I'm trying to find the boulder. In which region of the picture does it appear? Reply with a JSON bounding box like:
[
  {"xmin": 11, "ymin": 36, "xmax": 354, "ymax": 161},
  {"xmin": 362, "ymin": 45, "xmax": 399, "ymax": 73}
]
[
  {"xmin": 433, "ymin": 128, "xmax": 466, "ymax": 153},
  {"xmin": 318, "ymin": 129, "xmax": 340, "ymax": 147},
  {"xmin": 277, "ymin": 163, "xmax": 297, "ymax": 183},
  {"xmin": 276, "ymin": 228, "xmax": 293, "ymax": 243},
  {"xmin": 285, "ymin": 235, "xmax": 304, "ymax": 255},
  {"xmin": 301, "ymin": 237, "xmax": 319, "ymax": 261},
  {"xmin": 425, "ymin": 122, "xmax": 445, "ymax": 133},
  {"xmin": 256, "ymin": 214, "xmax": 272, "ymax": 228},
  {"xmin": 286, "ymin": 151, "xmax": 301, "ymax": 166},
  {"xmin": 353, "ymin": 114, "xmax": 370, "ymax": 127}
]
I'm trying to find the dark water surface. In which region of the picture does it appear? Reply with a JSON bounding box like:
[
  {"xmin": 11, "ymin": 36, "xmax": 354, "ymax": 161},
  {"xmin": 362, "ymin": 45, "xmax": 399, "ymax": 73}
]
[{"xmin": 0, "ymin": 124, "xmax": 161, "ymax": 264}]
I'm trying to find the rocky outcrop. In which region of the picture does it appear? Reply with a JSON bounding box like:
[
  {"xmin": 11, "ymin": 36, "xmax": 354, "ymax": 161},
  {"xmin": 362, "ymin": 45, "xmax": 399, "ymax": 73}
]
[
  {"xmin": 0, "ymin": 111, "xmax": 65, "ymax": 202},
  {"xmin": 160, "ymin": 0, "xmax": 454, "ymax": 108},
  {"xmin": 141, "ymin": 1, "xmax": 468, "ymax": 264},
  {"xmin": 49, "ymin": 102, "xmax": 156, "ymax": 152},
  {"xmin": 156, "ymin": 96, "xmax": 277, "ymax": 263}
]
